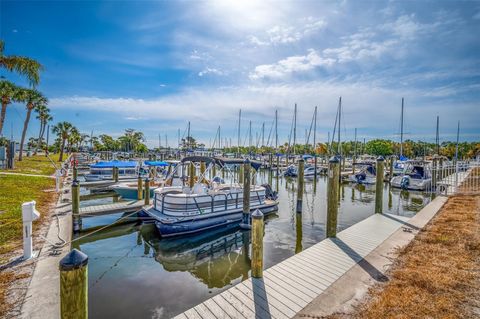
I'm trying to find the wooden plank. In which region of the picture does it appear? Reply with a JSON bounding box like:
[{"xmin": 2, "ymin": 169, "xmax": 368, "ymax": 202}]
[
  {"xmin": 267, "ymin": 266, "xmax": 322, "ymax": 295},
  {"xmin": 274, "ymin": 262, "xmax": 330, "ymax": 290},
  {"xmin": 173, "ymin": 313, "xmax": 189, "ymax": 319},
  {"xmin": 233, "ymin": 285, "xmax": 290, "ymax": 319},
  {"xmin": 230, "ymin": 285, "xmax": 282, "ymax": 319},
  {"xmin": 298, "ymin": 247, "xmax": 354, "ymax": 273},
  {"xmin": 280, "ymin": 257, "xmax": 338, "ymax": 285},
  {"xmin": 194, "ymin": 303, "xmax": 217, "ymax": 319},
  {"xmin": 203, "ymin": 299, "xmax": 232, "ymax": 319},
  {"xmin": 257, "ymin": 276, "xmax": 306, "ymax": 310},
  {"xmin": 210, "ymin": 295, "xmax": 246, "ymax": 319},
  {"xmin": 182, "ymin": 308, "xmax": 203, "ymax": 319},
  {"xmin": 239, "ymin": 280, "xmax": 296, "ymax": 318},
  {"xmin": 250, "ymin": 277, "xmax": 303, "ymax": 312},
  {"xmin": 216, "ymin": 292, "xmax": 255, "ymax": 318},
  {"xmin": 263, "ymin": 272, "xmax": 311, "ymax": 304}
]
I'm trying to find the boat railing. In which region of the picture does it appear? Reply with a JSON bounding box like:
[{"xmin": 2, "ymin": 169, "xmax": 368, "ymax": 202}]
[{"xmin": 155, "ymin": 189, "xmax": 265, "ymax": 215}]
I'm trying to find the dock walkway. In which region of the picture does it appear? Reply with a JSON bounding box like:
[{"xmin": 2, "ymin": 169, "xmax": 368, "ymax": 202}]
[
  {"xmin": 79, "ymin": 200, "xmax": 145, "ymax": 216},
  {"xmin": 175, "ymin": 212, "xmax": 411, "ymax": 319}
]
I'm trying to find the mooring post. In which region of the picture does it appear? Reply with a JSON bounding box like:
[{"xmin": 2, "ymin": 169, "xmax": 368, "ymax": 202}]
[
  {"xmin": 375, "ymin": 156, "xmax": 385, "ymax": 214},
  {"xmin": 72, "ymin": 179, "xmax": 81, "ymax": 233},
  {"xmin": 327, "ymin": 156, "xmax": 340, "ymax": 237},
  {"xmin": 296, "ymin": 159, "xmax": 304, "ymax": 213},
  {"xmin": 314, "ymin": 154, "xmax": 318, "ymax": 176},
  {"xmin": 200, "ymin": 161, "xmax": 206, "ymax": 183},
  {"xmin": 240, "ymin": 159, "xmax": 251, "ymax": 229},
  {"xmin": 251, "ymin": 209, "xmax": 264, "ymax": 278},
  {"xmin": 137, "ymin": 174, "xmax": 143, "ymax": 200},
  {"xmin": 55, "ymin": 169, "xmax": 61, "ymax": 192},
  {"xmin": 295, "ymin": 212, "xmax": 303, "ymax": 254},
  {"xmin": 189, "ymin": 162, "xmax": 195, "ymax": 188},
  {"xmin": 276, "ymin": 154, "xmax": 280, "ymax": 176},
  {"xmin": 212, "ymin": 163, "xmax": 216, "ymax": 178},
  {"xmin": 72, "ymin": 165, "xmax": 78, "ymax": 181},
  {"xmin": 239, "ymin": 163, "xmax": 244, "ymax": 184},
  {"xmin": 113, "ymin": 166, "xmax": 119, "ymax": 182},
  {"xmin": 389, "ymin": 156, "xmax": 394, "ymax": 181},
  {"xmin": 352, "ymin": 155, "xmax": 356, "ymax": 174},
  {"xmin": 144, "ymin": 177, "xmax": 150, "ymax": 205},
  {"xmin": 59, "ymin": 249, "xmax": 88, "ymax": 319},
  {"xmin": 432, "ymin": 155, "xmax": 438, "ymax": 187}
]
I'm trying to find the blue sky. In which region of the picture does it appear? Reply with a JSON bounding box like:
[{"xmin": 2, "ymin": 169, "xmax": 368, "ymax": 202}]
[{"xmin": 1, "ymin": 0, "xmax": 479, "ymax": 147}]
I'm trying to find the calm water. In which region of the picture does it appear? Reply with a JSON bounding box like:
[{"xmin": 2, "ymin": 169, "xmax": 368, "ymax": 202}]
[{"xmin": 74, "ymin": 170, "xmax": 430, "ymax": 319}]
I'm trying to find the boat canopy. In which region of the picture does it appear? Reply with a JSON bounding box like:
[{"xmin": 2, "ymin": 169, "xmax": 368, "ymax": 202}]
[
  {"xmin": 144, "ymin": 161, "xmax": 169, "ymax": 167},
  {"xmin": 90, "ymin": 160, "xmax": 137, "ymax": 168},
  {"xmin": 180, "ymin": 156, "xmax": 262, "ymax": 170}
]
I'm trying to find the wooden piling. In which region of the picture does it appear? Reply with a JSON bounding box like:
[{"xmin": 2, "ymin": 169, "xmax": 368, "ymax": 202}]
[
  {"xmin": 137, "ymin": 175, "xmax": 143, "ymax": 200},
  {"xmin": 72, "ymin": 180, "xmax": 81, "ymax": 232},
  {"xmin": 144, "ymin": 178, "xmax": 150, "ymax": 205},
  {"xmin": 73, "ymin": 166, "xmax": 78, "ymax": 181},
  {"xmin": 295, "ymin": 212, "xmax": 303, "ymax": 254},
  {"xmin": 389, "ymin": 156, "xmax": 394, "ymax": 181},
  {"xmin": 296, "ymin": 159, "xmax": 304, "ymax": 213},
  {"xmin": 240, "ymin": 160, "xmax": 251, "ymax": 228},
  {"xmin": 189, "ymin": 163, "xmax": 195, "ymax": 188},
  {"xmin": 326, "ymin": 156, "xmax": 340, "ymax": 238},
  {"xmin": 59, "ymin": 249, "xmax": 88, "ymax": 319},
  {"xmin": 375, "ymin": 156, "xmax": 384, "ymax": 214},
  {"xmin": 251, "ymin": 209, "xmax": 264, "ymax": 278},
  {"xmin": 239, "ymin": 164, "xmax": 244, "ymax": 184},
  {"xmin": 113, "ymin": 167, "xmax": 119, "ymax": 182}
]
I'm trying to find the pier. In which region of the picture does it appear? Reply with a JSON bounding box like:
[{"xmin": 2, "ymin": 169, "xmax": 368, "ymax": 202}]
[{"xmin": 173, "ymin": 209, "xmax": 428, "ymax": 319}]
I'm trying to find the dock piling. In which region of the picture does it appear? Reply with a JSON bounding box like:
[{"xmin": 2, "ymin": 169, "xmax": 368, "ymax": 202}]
[
  {"xmin": 113, "ymin": 167, "xmax": 119, "ymax": 182},
  {"xmin": 137, "ymin": 175, "xmax": 143, "ymax": 200},
  {"xmin": 296, "ymin": 159, "xmax": 304, "ymax": 213},
  {"xmin": 144, "ymin": 178, "xmax": 150, "ymax": 205},
  {"xmin": 389, "ymin": 156, "xmax": 394, "ymax": 181},
  {"xmin": 251, "ymin": 209, "xmax": 264, "ymax": 278},
  {"xmin": 189, "ymin": 163, "xmax": 195, "ymax": 188},
  {"xmin": 72, "ymin": 179, "xmax": 81, "ymax": 233},
  {"xmin": 60, "ymin": 249, "xmax": 88, "ymax": 319},
  {"xmin": 375, "ymin": 156, "xmax": 385, "ymax": 214},
  {"xmin": 327, "ymin": 156, "xmax": 340, "ymax": 238},
  {"xmin": 240, "ymin": 159, "xmax": 251, "ymax": 229}
]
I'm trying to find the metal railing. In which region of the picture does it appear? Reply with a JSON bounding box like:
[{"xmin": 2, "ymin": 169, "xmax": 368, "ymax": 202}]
[{"xmin": 430, "ymin": 161, "xmax": 480, "ymax": 196}]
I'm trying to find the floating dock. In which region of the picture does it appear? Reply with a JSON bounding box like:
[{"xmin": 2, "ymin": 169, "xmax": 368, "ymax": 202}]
[
  {"xmin": 174, "ymin": 212, "xmax": 411, "ymax": 319},
  {"xmin": 78, "ymin": 200, "xmax": 146, "ymax": 216}
]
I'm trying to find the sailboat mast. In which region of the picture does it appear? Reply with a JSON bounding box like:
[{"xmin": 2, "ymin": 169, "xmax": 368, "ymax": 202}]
[
  {"xmin": 337, "ymin": 97, "xmax": 341, "ymax": 156},
  {"xmin": 237, "ymin": 109, "xmax": 241, "ymax": 155},
  {"xmin": 313, "ymin": 106, "xmax": 317, "ymax": 149},
  {"xmin": 293, "ymin": 103, "xmax": 297, "ymax": 155},
  {"xmin": 354, "ymin": 127, "xmax": 357, "ymax": 158},
  {"xmin": 262, "ymin": 122, "xmax": 265, "ymax": 147},
  {"xmin": 400, "ymin": 97, "xmax": 404, "ymax": 157},
  {"xmin": 436, "ymin": 116, "xmax": 440, "ymax": 154},
  {"xmin": 249, "ymin": 121, "xmax": 252, "ymax": 149},
  {"xmin": 275, "ymin": 109, "xmax": 278, "ymax": 150},
  {"xmin": 455, "ymin": 121, "xmax": 460, "ymax": 161},
  {"xmin": 187, "ymin": 121, "xmax": 190, "ymax": 149}
]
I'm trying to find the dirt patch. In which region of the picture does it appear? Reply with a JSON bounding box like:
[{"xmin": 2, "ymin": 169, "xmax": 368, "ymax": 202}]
[{"xmin": 326, "ymin": 193, "xmax": 480, "ymax": 319}]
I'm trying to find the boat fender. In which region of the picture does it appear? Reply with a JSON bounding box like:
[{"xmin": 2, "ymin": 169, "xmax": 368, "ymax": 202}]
[{"xmin": 400, "ymin": 176, "xmax": 410, "ymax": 189}]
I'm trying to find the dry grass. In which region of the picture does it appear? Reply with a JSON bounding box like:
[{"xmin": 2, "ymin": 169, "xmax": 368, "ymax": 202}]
[{"xmin": 330, "ymin": 193, "xmax": 480, "ymax": 319}]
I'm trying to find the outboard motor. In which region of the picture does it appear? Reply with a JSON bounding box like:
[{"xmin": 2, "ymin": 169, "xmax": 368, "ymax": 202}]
[
  {"xmin": 400, "ymin": 176, "xmax": 410, "ymax": 189},
  {"xmin": 355, "ymin": 173, "xmax": 366, "ymax": 184},
  {"xmin": 261, "ymin": 184, "xmax": 278, "ymax": 200},
  {"xmin": 283, "ymin": 165, "xmax": 296, "ymax": 177}
]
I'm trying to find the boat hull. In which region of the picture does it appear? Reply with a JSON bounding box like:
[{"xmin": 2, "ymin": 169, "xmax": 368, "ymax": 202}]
[{"xmin": 144, "ymin": 201, "xmax": 278, "ymax": 237}]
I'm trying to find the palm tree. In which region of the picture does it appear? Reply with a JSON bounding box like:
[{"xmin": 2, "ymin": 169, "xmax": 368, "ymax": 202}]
[
  {"xmin": 0, "ymin": 40, "xmax": 43, "ymax": 87},
  {"xmin": 17, "ymin": 89, "xmax": 47, "ymax": 161},
  {"xmin": 67, "ymin": 128, "xmax": 81, "ymax": 152},
  {"xmin": 52, "ymin": 122, "xmax": 74, "ymax": 162},
  {"xmin": 34, "ymin": 104, "xmax": 52, "ymax": 154},
  {"xmin": 0, "ymin": 80, "xmax": 23, "ymax": 136}
]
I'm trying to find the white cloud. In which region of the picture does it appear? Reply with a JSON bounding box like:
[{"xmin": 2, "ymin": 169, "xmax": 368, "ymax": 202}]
[
  {"xmin": 248, "ymin": 18, "xmax": 326, "ymax": 46},
  {"xmin": 250, "ymin": 49, "xmax": 335, "ymax": 79},
  {"xmin": 198, "ymin": 67, "xmax": 223, "ymax": 77}
]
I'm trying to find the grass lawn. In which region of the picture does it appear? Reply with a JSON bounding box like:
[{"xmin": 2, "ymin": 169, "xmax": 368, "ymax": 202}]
[
  {"xmin": 0, "ymin": 153, "xmax": 62, "ymax": 176},
  {"xmin": 0, "ymin": 175, "xmax": 57, "ymax": 256}
]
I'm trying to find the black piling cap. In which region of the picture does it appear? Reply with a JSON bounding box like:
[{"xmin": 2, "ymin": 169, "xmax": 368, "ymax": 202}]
[
  {"xmin": 59, "ymin": 249, "xmax": 88, "ymax": 271},
  {"xmin": 72, "ymin": 179, "xmax": 79, "ymax": 187},
  {"xmin": 377, "ymin": 156, "xmax": 385, "ymax": 162},
  {"xmin": 329, "ymin": 156, "xmax": 340, "ymax": 163},
  {"xmin": 244, "ymin": 158, "xmax": 250, "ymax": 164}
]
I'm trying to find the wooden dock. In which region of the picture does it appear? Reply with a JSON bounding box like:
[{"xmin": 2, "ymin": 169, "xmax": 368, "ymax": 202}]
[
  {"xmin": 174, "ymin": 212, "xmax": 411, "ymax": 319},
  {"xmin": 78, "ymin": 200, "xmax": 146, "ymax": 216}
]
